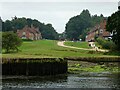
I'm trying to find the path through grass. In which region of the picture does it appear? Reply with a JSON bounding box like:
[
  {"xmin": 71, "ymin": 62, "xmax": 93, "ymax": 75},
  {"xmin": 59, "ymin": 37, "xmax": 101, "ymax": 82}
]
[{"xmin": 2, "ymin": 40, "xmax": 119, "ymax": 58}]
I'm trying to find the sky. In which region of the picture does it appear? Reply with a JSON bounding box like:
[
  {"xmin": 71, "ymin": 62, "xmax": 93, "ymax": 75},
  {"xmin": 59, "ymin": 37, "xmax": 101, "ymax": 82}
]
[{"xmin": 0, "ymin": 0, "xmax": 119, "ymax": 33}]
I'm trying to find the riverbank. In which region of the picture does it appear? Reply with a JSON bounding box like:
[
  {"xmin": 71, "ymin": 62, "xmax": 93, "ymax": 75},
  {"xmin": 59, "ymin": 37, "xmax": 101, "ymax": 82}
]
[
  {"xmin": 2, "ymin": 57, "xmax": 120, "ymax": 75},
  {"xmin": 2, "ymin": 58, "xmax": 67, "ymax": 76},
  {"xmin": 68, "ymin": 60, "xmax": 120, "ymax": 74}
]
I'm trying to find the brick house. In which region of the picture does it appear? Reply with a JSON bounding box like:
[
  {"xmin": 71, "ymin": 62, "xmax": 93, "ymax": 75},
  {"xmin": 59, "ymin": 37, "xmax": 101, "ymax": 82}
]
[
  {"xmin": 86, "ymin": 19, "xmax": 111, "ymax": 42},
  {"xmin": 17, "ymin": 25, "xmax": 42, "ymax": 40}
]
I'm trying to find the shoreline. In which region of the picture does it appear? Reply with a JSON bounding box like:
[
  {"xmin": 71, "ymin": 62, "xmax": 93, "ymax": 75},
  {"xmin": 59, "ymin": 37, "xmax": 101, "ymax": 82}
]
[{"xmin": 2, "ymin": 56, "xmax": 120, "ymax": 63}]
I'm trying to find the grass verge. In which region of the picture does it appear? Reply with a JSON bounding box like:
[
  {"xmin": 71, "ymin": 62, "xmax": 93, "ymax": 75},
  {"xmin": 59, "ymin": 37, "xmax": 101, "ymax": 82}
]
[{"xmin": 2, "ymin": 40, "xmax": 120, "ymax": 58}]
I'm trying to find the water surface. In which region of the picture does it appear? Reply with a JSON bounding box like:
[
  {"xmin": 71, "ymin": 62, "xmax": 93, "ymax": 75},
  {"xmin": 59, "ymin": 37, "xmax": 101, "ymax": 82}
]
[{"xmin": 2, "ymin": 72, "xmax": 120, "ymax": 89}]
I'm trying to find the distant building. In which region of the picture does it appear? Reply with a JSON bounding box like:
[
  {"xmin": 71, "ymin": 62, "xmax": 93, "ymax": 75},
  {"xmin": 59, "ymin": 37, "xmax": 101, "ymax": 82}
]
[
  {"xmin": 17, "ymin": 25, "xmax": 42, "ymax": 40},
  {"xmin": 86, "ymin": 19, "xmax": 111, "ymax": 42}
]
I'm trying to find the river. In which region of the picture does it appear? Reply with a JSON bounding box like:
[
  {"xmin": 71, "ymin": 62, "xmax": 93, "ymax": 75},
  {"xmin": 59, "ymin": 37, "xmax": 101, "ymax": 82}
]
[
  {"xmin": 2, "ymin": 72, "xmax": 120, "ymax": 89},
  {"xmin": 2, "ymin": 61, "xmax": 120, "ymax": 89}
]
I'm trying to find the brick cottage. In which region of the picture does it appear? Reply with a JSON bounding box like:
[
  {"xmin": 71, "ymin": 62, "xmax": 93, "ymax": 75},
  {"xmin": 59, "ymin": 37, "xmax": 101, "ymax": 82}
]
[
  {"xmin": 17, "ymin": 25, "xmax": 42, "ymax": 40},
  {"xmin": 86, "ymin": 19, "xmax": 111, "ymax": 42}
]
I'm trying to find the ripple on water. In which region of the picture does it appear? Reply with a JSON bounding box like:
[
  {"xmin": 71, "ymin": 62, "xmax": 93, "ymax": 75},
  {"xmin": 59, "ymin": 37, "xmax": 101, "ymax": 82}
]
[{"xmin": 2, "ymin": 73, "xmax": 120, "ymax": 89}]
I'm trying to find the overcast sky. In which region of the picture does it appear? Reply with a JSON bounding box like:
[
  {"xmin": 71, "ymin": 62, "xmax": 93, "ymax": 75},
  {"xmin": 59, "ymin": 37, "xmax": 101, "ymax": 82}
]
[{"xmin": 0, "ymin": 0, "xmax": 119, "ymax": 33}]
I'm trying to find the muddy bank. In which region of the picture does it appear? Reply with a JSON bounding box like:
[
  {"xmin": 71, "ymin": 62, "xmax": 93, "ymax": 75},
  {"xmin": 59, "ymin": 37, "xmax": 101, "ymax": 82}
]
[
  {"xmin": 65, "ymin": 57, "xmax": 120, "ymax": 62},
  {"xmin": 68, "ymin": 60, "xmax": 120, "ymax": 74}
]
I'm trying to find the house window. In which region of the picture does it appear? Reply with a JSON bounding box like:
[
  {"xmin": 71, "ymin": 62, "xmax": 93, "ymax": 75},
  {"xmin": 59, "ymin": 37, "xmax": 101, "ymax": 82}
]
[
  {"xmin": 100, "ymin": 29, "xmax": 103, "ymax": 33},
  {"xmin": 23, "ymin": 32, "xmax": 26, "ymax": 35},
  {"xmin": 95, "ymin": 30, "xmax": 98, "ymax": 34}
]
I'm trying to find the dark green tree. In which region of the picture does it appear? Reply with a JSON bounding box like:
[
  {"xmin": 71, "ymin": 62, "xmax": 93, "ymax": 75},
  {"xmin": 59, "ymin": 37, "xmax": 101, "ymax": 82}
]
[
  {"xmin": 65, "ymin": 9, "xmax": 104, "ymax": 40},
  {"xmin": 106, "ymin": 10, "xmax": 120, "ymax": 49},
  {"xmin": 91, "ymin": 14, "xmax": 104, "ymax": 27},
  {"xmin": 32, "ymin": 19, "xmax": 40, "ymax": 28},
  {"xmin": 12, "ymin": 17, "xmax": 27, "ymax": 32},
  {"xmin": 2, "ymin": 32, "xmax": 22, "ymax": 53},
  {"xmin": 41, "ymin": 24, "xmax": 58, "ymax": 40},
  {"xmin": 2, "ymin": 20, "xmax": 13, "ymax": 32},
  {"xmin": 65, "ymin": 9, "xmax": 92, "ymax": 40},
  {"xmin": 26, "ymin": 18, "xmax": 33, "ymax": 27}
]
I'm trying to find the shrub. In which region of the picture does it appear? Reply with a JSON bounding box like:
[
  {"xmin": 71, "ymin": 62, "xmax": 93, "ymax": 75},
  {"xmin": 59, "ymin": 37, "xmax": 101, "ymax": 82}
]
[
  {"xmin": 96, "ymin": 38, "xmax": 117, "ymax": 50},
  {"xmin": 2, "ymin": 32, "xmax": 22, "ymax": 53},
  {"xmin": 22, "ymin": 39, "xmax": 33, "ymax": 41}
]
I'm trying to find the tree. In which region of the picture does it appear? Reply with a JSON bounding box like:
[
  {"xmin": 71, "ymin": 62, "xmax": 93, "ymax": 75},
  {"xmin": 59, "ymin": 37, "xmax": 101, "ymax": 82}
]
[
  {"xmin": 106, "ymin": 10, "xmax": 120, "ymax": 49},
  {"xmin": 41, "ymin": 24, "xmax": 58, "ymax": 40},
  {"xmin": 65, "ymin": 9, "xmax": 104, "ymax": 40},
  {"xmin": 2, "ymin": 20, "xmax": 13, "ymax": 32},
  {"xmin": 2, "ymin": 32, "xmax": 22, "ymax": 53},
  {"xmin": 12, "ymin": 17, "xmax": 27, "ymax": 32},
  {"xmin": 65, "ymin": 10, "xmax": 92, "ymax": 40},
  {"xmin": 91, "ymin": 14, "xmax": 104, "ymax": 27}
]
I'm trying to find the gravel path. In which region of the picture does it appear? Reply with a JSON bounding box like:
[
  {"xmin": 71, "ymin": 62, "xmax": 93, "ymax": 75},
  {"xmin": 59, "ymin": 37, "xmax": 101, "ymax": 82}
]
[{"xmin": 57, "ymin": 41, "xmax": 108, "ymax": 52}]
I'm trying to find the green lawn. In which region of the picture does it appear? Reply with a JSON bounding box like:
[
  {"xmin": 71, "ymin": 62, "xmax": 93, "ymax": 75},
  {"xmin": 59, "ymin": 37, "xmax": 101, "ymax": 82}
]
[
  {"xmin": 64, "ymin": 41, "xmax": 91, "ymax": 49},
  {"xmin": 2, "ymin": 40, "xmax": 120, "ymax": 58}
]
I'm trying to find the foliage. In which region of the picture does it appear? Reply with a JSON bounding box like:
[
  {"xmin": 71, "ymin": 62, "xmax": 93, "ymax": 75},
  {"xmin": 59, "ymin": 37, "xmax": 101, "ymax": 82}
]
[
  {"xmin": 0, "ymin": 32, "xmax": 2, "ymax": 53},
  {"xmin": 12, "ymin": 17, "xmax": 27, "ymax": 32},
  {"xmin": 96, "ymin": 38, "xmax": 117, "ymax": 50},
  {"xmin": 2, "ymin": 32, "xmax": 22, "ymax": 53},
  {"xmin": 2, "ymin": 20, "xmax": 13, "ymax": 32},
  {"xmin": 65, "ymin": 9, "xmax": 91, "ymax": 40},
  {"xmin": 106, "ymin": 10, "xmax": 120, "ymax": 49},
  {"xmin": 2, "ymin": 17, "xmax": 58, "ymax": 40},
  {"xmin": 65, "ymin": 9, "xmax": 104, "ymax": 40},
  {"xmin": 22, "ymin": 39, "xmax": 33, "ymax": 41},
  {"xmin": 68, "ymin": 61, "xmax": 119, "ymax": 74},
  {"xmin": 68, "ymin": 64, "xmax": 119, "ymax": 73},
  {"xmin": 79, "ymin": 28, "xmax": 91, "ymax": 41},
  {"xmin": 91, "ymin": 14, "xmax": 105, "ymax": 27},
  {"xmin": 41, "ymin": 24, "xmax": 58, "ymax": 40}
]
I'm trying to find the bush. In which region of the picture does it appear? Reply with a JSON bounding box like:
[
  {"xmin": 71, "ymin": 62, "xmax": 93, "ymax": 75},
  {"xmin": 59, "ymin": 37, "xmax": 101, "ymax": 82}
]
[
  {"xmin": 22, "ymin": 39, "xmax": 33, "ymax": 41},
  {"xmin": 2, "ymin": 32, "xmax": 22, "ymax": 53},
  {"xmin": 96, "ymin": 38, "xmax": 117, "ymax": 50}
]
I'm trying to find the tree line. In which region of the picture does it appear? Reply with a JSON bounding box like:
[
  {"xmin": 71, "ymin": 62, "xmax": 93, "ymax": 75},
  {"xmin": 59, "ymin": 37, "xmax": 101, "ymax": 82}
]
[
  {"xmin": 65, "ymin": 9, "xmax": 105, "ymax": 41},
  {"xmin": 2, "ymin": 16, "xmax": 59, "ymax": 40},
  {"xmin": 106, "ymin": 9, "xmax": 120, "ymax": 49}
]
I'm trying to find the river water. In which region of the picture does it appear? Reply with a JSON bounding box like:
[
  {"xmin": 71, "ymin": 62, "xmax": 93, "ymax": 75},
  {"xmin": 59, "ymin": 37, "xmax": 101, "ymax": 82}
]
[
  {"xmin": 2, "ymin": 61, "xmax": 120, "ymax": 89},
  {"xmin": 2, "ymin": 72, "xmax": 120, "ymax": 89}
]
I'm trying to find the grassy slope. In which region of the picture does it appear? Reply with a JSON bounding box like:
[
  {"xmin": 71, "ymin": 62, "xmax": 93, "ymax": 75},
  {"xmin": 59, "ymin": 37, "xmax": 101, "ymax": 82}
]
[
  {"xmin": 64, "ymin": 41, "xmax": 91, "ymax": 49},
  {"xmin": 2, "ymin": 40, "xmax": 119, "ymax": 58}
]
